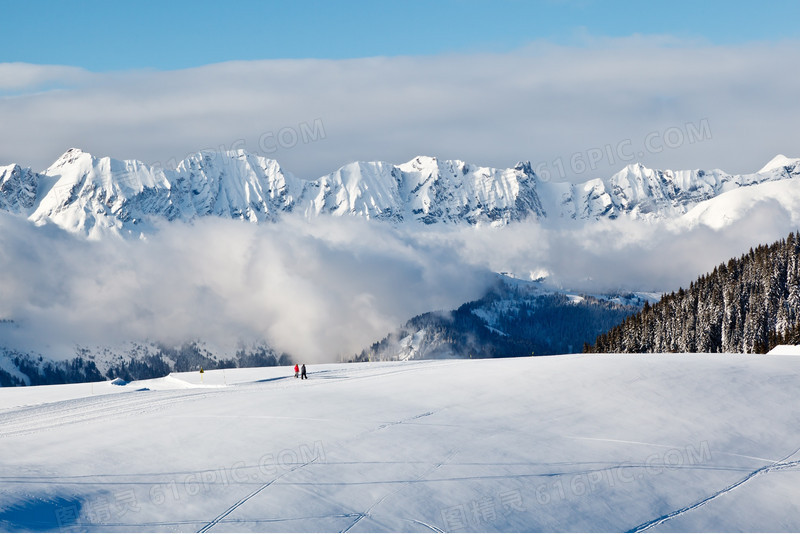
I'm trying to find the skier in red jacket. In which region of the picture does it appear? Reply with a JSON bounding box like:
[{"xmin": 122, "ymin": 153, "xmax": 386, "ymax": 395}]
[{"xmin": 294, "ymin": 364, "xmax": 299, "ymax": 378}]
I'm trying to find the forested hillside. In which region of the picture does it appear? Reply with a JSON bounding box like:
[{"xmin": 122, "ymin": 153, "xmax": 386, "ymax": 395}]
[{"xmin": 588, "ymin": 231, "xmax": 800, "ymax": 354}]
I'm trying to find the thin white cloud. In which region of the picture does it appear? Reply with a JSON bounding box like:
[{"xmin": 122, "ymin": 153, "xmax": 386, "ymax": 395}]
[
  {"xmin": 2, "ymin": 187, "xmax": 797, "ymax": 363},
  {"xmin": 0, "ymin": 63, "xmax": 91, "ymax": 92},
  {"xmin": 412, "ymin": 198, "xmax": 800, "ymax": 295},
  {"xmin": 0, "ymin": 37, "xmax": 798, "ymax": 181}
]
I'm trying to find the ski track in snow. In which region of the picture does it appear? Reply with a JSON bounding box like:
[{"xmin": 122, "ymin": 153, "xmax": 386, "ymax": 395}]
[
  {"xmin": 308, "ymin": 361, "xmax": 461, "ymax": 385},
  {"xmin": 404, "ymin": 518, "xmax": 445, "ymax": 533},
  {"xmin": 376, "ymin": 410, "xmax": 436, "ymax": 431},
  {"xmin": 628, "ymin": 445, "xmax": 800, "ymax": 532},
  {"xmin": 196, "ymin": 458, "xmax": 320, "ymax": 533},
  {"xmin": 0, "ymin": 389, "xmax": 217, "ymax": 438},
  {"xmin": 190, "ymin": 367, "xmax": 437, "ymax": 533},
  {"xmin": 340, "ymin": 449, "xmax": 459, "ymax": 533},
  {"xmin": 568, "ymin": 435, "xmax": 779, "ymax": 463}
]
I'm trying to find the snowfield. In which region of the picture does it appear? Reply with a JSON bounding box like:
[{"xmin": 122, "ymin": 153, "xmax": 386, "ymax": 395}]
[{"xmin": 1, "ymin": 354, "xmax": 799, "ymax": 532}]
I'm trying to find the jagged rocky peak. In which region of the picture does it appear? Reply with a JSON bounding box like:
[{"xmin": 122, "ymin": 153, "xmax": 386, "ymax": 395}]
[
  {"xmin": 758, "ymin": 154, "xmax": 800, "ymax": 174},
  {"xmin": 50, "ymin": 147, "xmax": 92, "ymax": 168},
  {"xmin": 404, "ymin": 155, "xmax": 439, "ymax": 168},
  {"xmin": 0, "ymin": 164, "xmax": 39, "ymax": 213},
  {"xmin": 513, "ymin": 161, "xmax": 535, "ymax": 175}
]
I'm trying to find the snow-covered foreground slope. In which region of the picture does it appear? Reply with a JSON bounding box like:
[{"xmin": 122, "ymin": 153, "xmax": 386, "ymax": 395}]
[{"xmin": 2, "ymin": 355, "xmax": 800, "ymax": 532}]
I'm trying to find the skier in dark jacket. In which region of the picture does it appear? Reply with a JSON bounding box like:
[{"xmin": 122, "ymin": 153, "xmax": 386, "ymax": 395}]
[{"xmin": 300, "ymin": 364, "xmax": 307, "ymax": 380}]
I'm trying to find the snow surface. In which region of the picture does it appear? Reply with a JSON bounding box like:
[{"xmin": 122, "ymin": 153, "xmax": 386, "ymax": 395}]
[
  {"xmin": 676, "ymin": 177, "xmax": 800, "ymax": 231},
  {"xmin": 767, "ymin": 345, "xmax": 800, "ymax": 356},
  {"xmin": 1, "ymin": 354, "xmax": 799, "ymax": 532}
]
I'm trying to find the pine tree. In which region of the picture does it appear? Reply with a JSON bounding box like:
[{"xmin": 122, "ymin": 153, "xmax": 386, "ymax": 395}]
[{"xmin": 589, "ymin": 230, "xmax": 800, "ymax": 354}]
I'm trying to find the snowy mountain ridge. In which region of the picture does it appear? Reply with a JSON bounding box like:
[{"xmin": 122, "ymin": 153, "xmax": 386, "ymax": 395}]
[
  {"xmin": 355, "ymin": 274, "xmax": 656, "ymax": 362},
  {"xmin": 1, "ymin": 148, "xmax": 799, "ymax": 236}
]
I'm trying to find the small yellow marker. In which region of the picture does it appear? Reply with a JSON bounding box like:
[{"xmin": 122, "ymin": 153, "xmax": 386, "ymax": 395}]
[{"xmin": 200, "ymin": 367, "xmax": 204, "ymax": 383}]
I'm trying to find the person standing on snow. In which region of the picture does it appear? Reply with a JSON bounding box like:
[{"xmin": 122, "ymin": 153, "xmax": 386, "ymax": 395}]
[
  {"xmin": 294, "ymin": 364, "xmax": 299, "ymax": 378},
  {"xmin": 301, "ymin": 364, "xmax": 307, "ymax": 380}
]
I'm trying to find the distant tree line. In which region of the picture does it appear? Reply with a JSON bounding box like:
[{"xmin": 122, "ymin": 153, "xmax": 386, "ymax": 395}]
[{"xmin": 587, "ymin": 231, "xmax": 800, "ymax": 354}]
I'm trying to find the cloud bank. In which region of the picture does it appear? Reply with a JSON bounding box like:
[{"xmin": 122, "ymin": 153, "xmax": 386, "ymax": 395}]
[
  {"xmin": 2, "ymin": 192, "xmax": 799, "ymax": 363},
  {"xmin": 1, "ymin": 37, "xmax": 799, "ymax": 182},
  {"xmin": 422, "ymin": 201, "xmax": 799, "ymax": 295},
  {"xmin": 0, "ymin": 215, "xmax": 493, "ymax": 362}
]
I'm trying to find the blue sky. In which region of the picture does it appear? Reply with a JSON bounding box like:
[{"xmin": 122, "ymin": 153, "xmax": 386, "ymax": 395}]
[
  {"xmin": 2, "ymin": 0, "xmax": 799, "ymax": 70},
  {"xmin": 1, "ymin": 0, "xmax": 799, "ymax": 182}
]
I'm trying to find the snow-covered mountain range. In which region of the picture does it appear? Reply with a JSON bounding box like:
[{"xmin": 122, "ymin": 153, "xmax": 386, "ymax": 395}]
[
  {"xmin": 2, "ymin": 148, "xmax": 798, "ymax": 237},
  {"xmin": 3, "ymin": 148, "xmax": 800, "ymax": 385}
]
